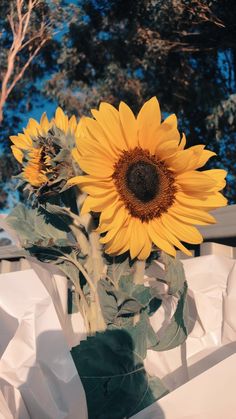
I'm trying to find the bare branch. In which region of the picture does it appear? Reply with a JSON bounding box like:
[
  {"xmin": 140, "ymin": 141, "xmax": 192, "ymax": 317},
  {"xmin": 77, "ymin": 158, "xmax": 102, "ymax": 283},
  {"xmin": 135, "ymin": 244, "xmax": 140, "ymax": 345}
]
[{"xmin": 0, "ymin": 0, "xmax": 50, "ymax": 125}]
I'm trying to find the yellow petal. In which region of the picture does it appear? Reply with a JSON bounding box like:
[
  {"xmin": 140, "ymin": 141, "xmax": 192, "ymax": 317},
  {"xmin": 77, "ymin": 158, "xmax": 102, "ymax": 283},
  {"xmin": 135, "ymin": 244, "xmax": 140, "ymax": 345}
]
[
  {"xmin": 176, "ymin": 171, "xmax": 217, "ymax": 192},
  {"xmin": 129, "ymin": 219, "xmax": 146, "ymax": 259},
  {"xmin": 81, "ymin": 182, "xmax": 114, "ymax": 195},
  {"xmin": 100, "ymin": 208, "xmax": 128, "ymax": 243},
  {"xmin": 178, "ymin": 133, "xmax": 186, "ymax": 150},
  {"xmin": 81, "ymin": 191, "xmax": 118, "ymax": 213},
  {"xmin": 137, "ymin": 97, "xmax": 161, "ymax": 153},
  {"xmin": 175, "ymin": 191, "xmax": 227, "ymax": 210},
  {"xmin": 97, "ymin": 200, "xmax": 123, "ymax": 229},
  {"xmin": 10, "ymin": 134, "xmax": 32, "ymax": 150},
  {"xmin": 54, "ymin": 107, "xmax": 69, "ymax": 133},
  {"xmin": 196, "ymin": 150, "xmax": 216, "ymax": 169},
  {"xmin": 148, "ymin": 221, "xmax": 176, "ymax": 256},
  {"xmin": 78, "ymin": 157, "xmax": 114, "ymax": 177},
  {"xmin": 156, "ymin": 219, "xmax": 192, "ymax": 256},
  {"xmin": 84, "ymin": 117, "xmax": 119, "ymax": 159},
  {"xmin": 69, "ymin": 115, "xmax": 77, "ymax": 134},
  {"xmin": 11, "ymin": 145, "xmax": 24, "ymax": 163},
  {"xmin": 161, "ymin": 214, "xmax": 203, "ymax": 244},
  {"xmin": 119, "ymin": 101, "xmax": 138, "ymax": 149},
  {"xmin": 169, "ymin": 204, "xmax": 216, "ymax": 225},
  {"xmin": 104, "ymin": 225, "xmax": 130, "ymax": 255},
  {"xmin": 71, "ymin": 147, "xmax": 81, "ymax": 164},
  {"xmin": 78, "ymin": 126, "xmax": 115, "ymax": 162},
  {"xmin": 201, "ymin": 169, "xmax": 227, "ymax": 191},
  {"xmin": 25, "ymin": 118, "xmax": 41, "ymax": 137},
  {"xmin": 40, "ymin": 112, "xmax": 50, "ymax": 133},
  {"xmin": 165, "ymin": 145, "xmax": 205, "ymax": 173},
  {"xmin": 168, "ymin": 207, "xmax": 216, "ymax": 225},
  {"xmin": 138, "ymin": 235, "xmax": 152, "ymax": 260},
  {"xmin": 67, "ymin": 175, "xmax": 113, "ymax": 187},
  {"xmin": 92, "ymin": 102, "xmax": 127, "ymax": 151},
  {"xmin": 155, "ymin": 114, "xmax": 181, "ymax": 158},
  {"xmin": 80, "ymin": 196, "xmax": 93, "ymax": 215}
]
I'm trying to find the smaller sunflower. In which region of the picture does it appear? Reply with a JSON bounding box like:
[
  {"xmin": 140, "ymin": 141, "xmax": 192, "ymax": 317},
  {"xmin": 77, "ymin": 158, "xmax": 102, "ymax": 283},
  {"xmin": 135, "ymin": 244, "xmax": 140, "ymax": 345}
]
[
  {"xmin": 68, "ymin": 97, "xmax": 227, "ymax": 260},
  {"xmin": 10, "ymin": 108, "xmax": 80, "ymax": 189}
]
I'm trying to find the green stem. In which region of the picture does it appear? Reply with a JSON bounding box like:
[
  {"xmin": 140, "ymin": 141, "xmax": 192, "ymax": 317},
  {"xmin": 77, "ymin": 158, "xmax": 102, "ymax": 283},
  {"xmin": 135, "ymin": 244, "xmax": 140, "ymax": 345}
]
[
  {"xmin": 133, "ymin": 260, "xmax": 146, "ymax": 325},
  {"xmin": 89, "ymin": 228, "xmax": 106, "ymax": 332},
  {"xmin": 133, "ymin": 260, "xmax": 146, "ymax": 285}
]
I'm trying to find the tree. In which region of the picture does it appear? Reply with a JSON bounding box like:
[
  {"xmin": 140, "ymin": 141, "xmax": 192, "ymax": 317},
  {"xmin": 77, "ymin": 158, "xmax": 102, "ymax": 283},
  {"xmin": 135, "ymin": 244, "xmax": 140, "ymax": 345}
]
[
  {"xmin": 0, "ymin": 0, "xmax": 63, "ymax": 209},
  {"xmin": 45, "ymin": 0, "xmax": 236, "ymax": 203}
]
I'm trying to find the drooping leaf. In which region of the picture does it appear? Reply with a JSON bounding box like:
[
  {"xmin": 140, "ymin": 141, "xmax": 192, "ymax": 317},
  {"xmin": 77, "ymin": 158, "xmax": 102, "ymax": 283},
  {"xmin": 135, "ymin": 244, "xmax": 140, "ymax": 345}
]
[
  {"xmin": 151, "ymin": 281, "xmax": 189, "ymax": 351},
  {"xmin": 125, "ymin": 313, "xmax": 159, "ymax": 359},
  {"xmin": 6, "ymin": 204, "xmax": 68, "ymax": 247},
  {"xmin": 132, "ymin": 284, "xmax": 152, "ymax": 306},
  {"xmin": 98, "ymin": 279, "xmax": 144, "ymax": 325},
  {"xmin": 97, "ymin": 279, "xmax": 118, "ymax": 324},
  {"xmin": 106, "ymin": 257, "xmax": 131, "ymax": 288},
  {"xmin": 71, "ymin": 329, "xmax": 168, "ymax": 419},
  {"xmin": 161, "ymin": 252, "xmax": 186, "ymax": 295}
]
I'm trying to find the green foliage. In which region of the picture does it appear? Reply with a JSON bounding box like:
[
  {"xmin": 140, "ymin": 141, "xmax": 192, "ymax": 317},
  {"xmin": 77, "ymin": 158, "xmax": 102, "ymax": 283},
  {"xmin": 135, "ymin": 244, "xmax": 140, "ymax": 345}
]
[
  {"xmin": 160, "ymin": 252, "xmax": 186, "ymax": 295},
  {"xmin": 6, "ymin": 203, "xmax": 68, "ymax": 248},
  {"xmin": 71, "ymin": 329, "xmax": 168, "ymax": 419},
  {"xmin": 152, "ymin": 282, "xmax": 189, "ymax": 351}
]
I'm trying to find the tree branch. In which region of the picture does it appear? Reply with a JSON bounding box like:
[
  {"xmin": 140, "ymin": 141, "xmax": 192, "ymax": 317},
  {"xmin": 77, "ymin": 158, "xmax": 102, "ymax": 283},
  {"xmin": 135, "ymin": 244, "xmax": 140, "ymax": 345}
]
[{"xmin": 0, "ymin": 0, "xmax": 50, "ymax": 125}]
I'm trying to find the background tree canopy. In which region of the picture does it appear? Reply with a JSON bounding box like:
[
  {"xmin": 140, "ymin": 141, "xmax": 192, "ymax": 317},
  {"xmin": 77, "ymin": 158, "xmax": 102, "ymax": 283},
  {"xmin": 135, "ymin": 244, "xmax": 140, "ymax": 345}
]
[{"xmin": 0, "ymin": 0, "xmax": 236, "ymax": 209}]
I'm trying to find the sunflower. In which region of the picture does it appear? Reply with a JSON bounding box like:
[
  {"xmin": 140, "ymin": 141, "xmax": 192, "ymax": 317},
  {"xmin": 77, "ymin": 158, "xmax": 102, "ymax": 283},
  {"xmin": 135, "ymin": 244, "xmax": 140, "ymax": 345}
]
[
  {"xmin": 10, "ymin": 108, "xmax": 80, "ymax": 188},
  {"xmin": 68, "ymin": 97, "xmax": 227, "ymax": 260}
]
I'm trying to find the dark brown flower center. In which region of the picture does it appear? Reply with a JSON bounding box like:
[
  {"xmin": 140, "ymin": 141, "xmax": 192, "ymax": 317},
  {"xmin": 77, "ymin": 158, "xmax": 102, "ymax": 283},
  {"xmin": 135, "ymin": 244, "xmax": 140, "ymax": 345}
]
[
  {"xmin": 126, "ymin": 161, "xmax": 158, "ymax": 202},
  {"xmin": 112, "ymin": 147, "xmax": 177, "ymax": 222}
]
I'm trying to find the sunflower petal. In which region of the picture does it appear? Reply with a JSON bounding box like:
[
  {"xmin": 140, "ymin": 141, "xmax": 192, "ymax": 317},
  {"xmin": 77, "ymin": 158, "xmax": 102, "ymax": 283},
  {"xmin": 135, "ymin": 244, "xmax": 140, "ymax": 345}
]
[
  {"xmin": 11, "ymin": 145, "xmax": 24, "ymax": 163},
  {"xmin": 92, "ymin": 103, "xmax": 127, "ymax": 151},
  {"xmin": 161, "ymin": 214, "xmax": 203, "ymax": 244},
  {"xmin": 137, "ymin": 97, "xmax": 161, "ymax": 153},
  {"xmin": 176, "ymin": 171, "xmax": 217, "ymax": 192},
  {"xmin": 40, "ymin": 112, "xmax": 50, "ymax": 133},
  {"xmin": 156, "ymin": 219, "xmax": 192, "ymax": 256},
  {"xmin": 148, "ymin": 221, "xmax": 176, "ymax": 256},
  {"xmin": 175, "ymin": 191, "xmax": 227, "ymax": 210},
  {"xmin": 119, "ymin": 101, "xmax": 138, "ymax": 149},
  {"xmin": 78, "ymin": 157, "xmax": 114, "ymax": 177},
  {"xmin": 54, "ymin": 107, "xmax": 69, "ymax": 133},
  {"xmin": 178, "ymin": 133, "xmax": 186, "ymax": 150},
  {"xmin": 130, "ymin": 219, "xmax": 147, "ymax": 259},
  {"xmin": 10, "ymin": 134, "xmax": 32, "ymax": 150}
]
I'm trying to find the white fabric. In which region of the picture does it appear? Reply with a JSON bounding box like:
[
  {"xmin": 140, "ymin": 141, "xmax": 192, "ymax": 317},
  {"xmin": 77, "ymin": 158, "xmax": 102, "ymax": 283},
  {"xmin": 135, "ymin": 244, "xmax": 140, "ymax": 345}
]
[
  {"xmin": 132, "ymin": 353, "xmax": 236, "ymax": 419},
  {"xmin": 0, "ymin": 269, "xmax": 87, "ymax": 419}
]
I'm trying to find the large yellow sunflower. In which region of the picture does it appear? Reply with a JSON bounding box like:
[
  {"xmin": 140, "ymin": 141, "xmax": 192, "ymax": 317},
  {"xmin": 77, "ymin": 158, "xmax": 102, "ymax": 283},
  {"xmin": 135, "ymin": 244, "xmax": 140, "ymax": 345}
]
[
  {"xmin": 10, "ymin": 108, "xmax": 79, "ymax": 187},
  {"xmin": 68, "ymin": 97, "xmax": 227, "ymax": 260}
]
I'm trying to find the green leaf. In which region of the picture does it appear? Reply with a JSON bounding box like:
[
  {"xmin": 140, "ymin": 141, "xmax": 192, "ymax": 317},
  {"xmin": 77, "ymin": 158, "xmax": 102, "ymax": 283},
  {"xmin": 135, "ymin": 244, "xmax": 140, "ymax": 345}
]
[
  {"xmin": 71, "ymin": 329, "xmax": 167, "ymax": 419},
  {"xmin": 125, "ymin": 312, "xmax": 159, "ymax": 359},
  {"xmin": 6, "ymin": 204, "xmax": 68, "ymax": 247},
  {"xmin": 119, "ymin": 273, "xmax": 134, "ymax": 295},
  {"xmin": 161, "ymin": 252, "xmax": 186, "ymax": 295},
  {"xmin": 98, "ymin": 279, "xmax": 143, "ymax": 325},
  {"xmin": 106, "ymin": 257, "xmax": 131, "ymax": 288},
  {"xmin": 132, "ymin": 284, "xmax": 152, "ymax": 306},
  {"xmin": 151, "ymin": 281, "xmax": 189, "ymax": 351},
  {"xmin": 130, "ymin": 376, "xmax": 169, "ymax": 417},
  {"xmin": 97, "ymin": 279, "xmax": 118, "ymax": 324}
]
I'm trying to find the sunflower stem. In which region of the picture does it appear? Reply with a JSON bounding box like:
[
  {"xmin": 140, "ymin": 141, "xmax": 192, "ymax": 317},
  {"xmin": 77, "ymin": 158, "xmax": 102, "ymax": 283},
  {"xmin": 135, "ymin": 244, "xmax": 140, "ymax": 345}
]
[
  {"xmin": 133, "ymin": 260, "xmax": 146, "ymax": 285},
  {"xmin": 89, "ymin": 228, "xmax": 106, "ymax": 332},
  {"xmin": 133, "ymin": 260, "xmax": 146, "ymax": 325}
]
